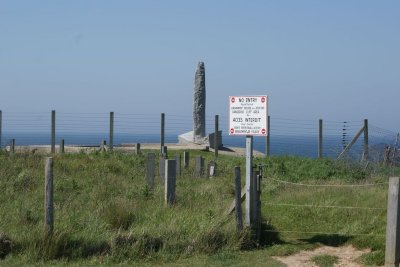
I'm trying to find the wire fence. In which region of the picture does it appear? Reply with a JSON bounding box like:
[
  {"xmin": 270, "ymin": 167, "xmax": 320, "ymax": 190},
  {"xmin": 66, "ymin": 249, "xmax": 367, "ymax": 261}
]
[
  {"xmin": 0, "ymin": 111, "xmax": 399, "ymax": 163},
  {"xmin": 263, "ymin": 177, "xmax": 388, "ymax": 237}
]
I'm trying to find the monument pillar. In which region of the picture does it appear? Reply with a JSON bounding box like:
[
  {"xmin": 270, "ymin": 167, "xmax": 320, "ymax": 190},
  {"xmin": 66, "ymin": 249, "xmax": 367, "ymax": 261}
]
[{"xmin": 193, "ymin": 61, "xmax": 206, "ymax": 142}]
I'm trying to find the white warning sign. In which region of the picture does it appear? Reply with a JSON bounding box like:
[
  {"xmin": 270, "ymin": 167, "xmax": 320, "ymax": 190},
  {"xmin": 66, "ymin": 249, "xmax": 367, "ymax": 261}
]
[{"xmin": 229, "ymin": 95, "xmax": 268, "ymax": 136}]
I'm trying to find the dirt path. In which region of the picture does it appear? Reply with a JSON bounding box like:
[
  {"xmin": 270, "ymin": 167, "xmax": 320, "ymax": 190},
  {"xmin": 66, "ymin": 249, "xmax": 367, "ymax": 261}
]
[{"xmin": 273, "ymin": 245, "xmax": 370, "ymax": 267}]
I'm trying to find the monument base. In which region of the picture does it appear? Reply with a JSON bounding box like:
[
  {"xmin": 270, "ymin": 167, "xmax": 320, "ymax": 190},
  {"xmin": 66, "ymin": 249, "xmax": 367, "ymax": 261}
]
[
  {"xmin": 178, "ymin": 131, "xmax": 223, "ymax": 148},
  {"xmin": 178, "ymin": 131, "xmax": 208, "ymax": 145}
]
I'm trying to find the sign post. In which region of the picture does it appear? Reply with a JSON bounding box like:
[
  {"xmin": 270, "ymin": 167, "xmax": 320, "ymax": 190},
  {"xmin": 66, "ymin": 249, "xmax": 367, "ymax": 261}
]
[{"xmin": 229, "ymin": 95, "xmax": 268, "ymax": 227}]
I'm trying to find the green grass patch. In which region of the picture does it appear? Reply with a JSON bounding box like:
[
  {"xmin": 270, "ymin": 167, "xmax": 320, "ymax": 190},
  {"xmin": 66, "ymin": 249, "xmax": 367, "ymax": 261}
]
[{"xmin": 311, "ymin": 254, "xmax": 339, "ymax": 267}]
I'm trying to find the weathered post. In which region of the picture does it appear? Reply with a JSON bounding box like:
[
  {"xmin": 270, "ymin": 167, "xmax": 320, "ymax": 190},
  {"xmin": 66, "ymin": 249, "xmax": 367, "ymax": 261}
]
[
  {"xmin": 175, "ymin": 155, "xmax": 181, "ymax": 177},
  {"xmin": 266, "ymin": 116, "xmax": 270, "ymax": 157},
  {"xmin": 363, "ymin": 119, "xmax": 369, "ymax": 161},
  {"xmin": 207, "ymin": 161, "xmax": 217, "ymax": 177},
  {"xmin": 165, "ymin": 159, "xmax": 176, "ymax": 205},
  {"xmin": 51, "ymin": 110, "xmax": 55, "ymax": 154},
  {"xmin": 159, "ymin": 156, "xmax": 166, "ymax": 183},
  {"xmin": 235, "ymin": 166, "xmax": 243, "ymax": 231},
  {"xmin": 100, "ymin": 140, "xmax": 107, "ymax": 152},
  {"xmin": 0, "ymin": 110, "xmax": 2, "ymax": 149},
  {"xmin": 160, "ymin": 113, "xmax": 165, "ymax": 153},
  {"xmin": 245, "ymin": 136, "xmax": 253, "ymax": 226},
  {"xmin": 44, "ymin": 157, "xmax": 54, "ymax": 236},
  {"xmin": 109, "ymin": 112, "xmax": 114, "ymax": 151},
  {"xmin": 385, "ymin": 177, "xmax": 400, "ymax": 267},
  {"xmin": 183, "ymin": 151, "xmax": 190, "ymax": 169},
  {"xmin": 214, "ymin": 115, "xmax": 219, "ymax": 158},
  {"xmin": 136, "ymin": 143, "xmax": 141, "ymax": 155},
  {"xmin": 252, "ymin": 169, "xmax": 262, "ymax": 242},
  {"xmin": 195, "ymin": 156, "xmax": 205, "ymax": 177},
  {"xmin": 161, "ymin": 146, "xmax": 168, "ymax": 158},
  {"xmin": 10, "ymin": 139, "xmax": 15, "ymax": 153},
  {"xmin": 193, "ymin": 62, "xmax": 206, "ymax": 142},
  {"xmin": 146, "ymin": 153, "xmax": 156, "ymax": 190},
  {"xmin": 318, "ymin": 119, "xmax": 323, "ymax": 158},
  {"xmin": 59, "ymin": 139, "xmax": 65, "ymax": 154}
]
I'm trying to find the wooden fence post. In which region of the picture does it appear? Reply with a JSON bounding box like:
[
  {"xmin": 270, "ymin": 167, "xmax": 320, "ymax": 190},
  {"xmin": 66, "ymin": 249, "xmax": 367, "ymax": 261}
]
[
  {"xmin": 318, "ymin": 119, "xmax": 323, "ymax": 158},
  {"xmin": 266, "ymin": 116, "xmax": 270, "ymax": 157},
  {"xmin": 159, "ymin": 156, "xmax": 166, "ymax": 183},
  {"xmin": 0, "ymin": 110, "xmax": 2, "ymax": 150},
  {"xmin": 195, "ymin": 156, "xmax": 204, "ymax": 177},
  {"xmin": 235, "ymin": 166, "xmax": 243, "ymax": 231},
  {"xmin": 59, "ymin": 139, "xmax": 64, "ymax": 154},
  {"xmin": 165, "ymin": 159, "xmax": 176, "ymax": 205},
  {"xmin": 162, "ymin": 146, "xmax": 168, "ymax": 158},
  {"xmin": 385, "ymin": 177, "xmax": 400, "ymax": 267},
  {"xmin": 100, "ymin": 140, "xmax": 107, "ymax": 152},
  {"xmin": 10, "ymin": 139, "xmax": 15, "ymax": 153},
  {"xmin": 175, "ymin": 155, "xmax": 181, "ymax": 177},
  {"xmin": 51, "ymin": 110, "xmax": 55, "ymax": 154},
  {"xmin": 207, "ymin": 161, "xmax": 217, "ymax": 177},
  {"xmin": 253, "ymin": 169, "xmax": 262, "ymax": 242},
  {"xmin": 146, "ymin": 153, "xmax": 156, "ymax": 190},
  {"xmin": 136, "ymin": 143, "xmax": 141, "ymax": 155},
  {"xmin": 214, "ymin": 115, "xmax": 219, "ymax": 158},
  {"xmin": 44, "ymin": 157, "xmax": 54, "ymax": 236},
  {"xmin": 109, "ymin": 112, "xmax": 114, "ymax": 151},
  {"xmin": 337, "ymin": 125, "xmax": 366, "ymax": 159},
  {"xmin": 160, "ymin": 113, "xmax": 165, "ymax": 153},
  {"xmin": 183, "ymin": 151, "xmax": 190, "ymax": 169}
]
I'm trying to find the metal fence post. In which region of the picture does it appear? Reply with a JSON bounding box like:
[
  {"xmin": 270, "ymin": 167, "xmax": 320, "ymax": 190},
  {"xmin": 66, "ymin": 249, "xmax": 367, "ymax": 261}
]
[
  {"xmin": 363, "ymin": 119, "xmax": 368, "ymax": 161},
  {"xmin": 214, "ymin": 114, "xmax": 219, "ymax": 158},
  {"xmin": 266, "ymin": 116, "xmax": 270, "ymax": 157},
  {"xmin": 160, "ymin": 113, "xmax": 165, "ymax": 153},
  {"xmin": 245, "ymin": 136, "xmax": 253, "ymax": 226},
  {"xmin": 109, "ymin": 112, "xmax": 114, "ymax": 151},
  {"xmin": 318, "ymin": 119, "xmax": 323, "ymax": 158},
  {"xmin": 51, "ymin": 110, "xmax": 55, "ymax": 154}
]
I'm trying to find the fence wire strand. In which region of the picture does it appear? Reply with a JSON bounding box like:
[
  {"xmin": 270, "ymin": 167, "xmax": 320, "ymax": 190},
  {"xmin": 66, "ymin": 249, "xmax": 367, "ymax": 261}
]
[{"xmin": 266, "ymin": 177, "xmax": 388, "ymax": 187}]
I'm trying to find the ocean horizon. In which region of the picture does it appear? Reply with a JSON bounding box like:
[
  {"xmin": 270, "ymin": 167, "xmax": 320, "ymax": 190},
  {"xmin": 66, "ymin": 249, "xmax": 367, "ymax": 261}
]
[{"xmin": 0, "ymin": 131, "xmax": 376, "ymax": 159}]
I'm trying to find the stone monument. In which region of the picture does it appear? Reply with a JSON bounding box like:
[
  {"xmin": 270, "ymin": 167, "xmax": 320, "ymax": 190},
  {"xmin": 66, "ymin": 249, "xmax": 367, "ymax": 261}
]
[
  {"xmin": 193, "ymin": 61, "xmax": 206, "ymax": 142},
  {"xmin": 178, "ymin": 62, "xmax": 222, "ymax": 147}
]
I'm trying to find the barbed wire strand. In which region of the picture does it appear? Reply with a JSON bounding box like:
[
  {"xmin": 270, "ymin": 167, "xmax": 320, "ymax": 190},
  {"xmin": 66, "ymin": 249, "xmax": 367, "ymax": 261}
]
[
  {"xmin": 264, "ymin": 203, "xmax": 386, "ymax": 210},
  {"xmin": 263, "ymin": 229, "xmax": 385, "ymax": 237},
  {"xmin": 266, "ymin": 177, "xmax": 388, "ymax": 187}
]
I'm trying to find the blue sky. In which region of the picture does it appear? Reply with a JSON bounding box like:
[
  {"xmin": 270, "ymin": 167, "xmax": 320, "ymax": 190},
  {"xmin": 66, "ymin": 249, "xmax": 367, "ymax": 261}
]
[{"xmin": 0, "ymin": 1, "xmax": 399, "ymax": 131}]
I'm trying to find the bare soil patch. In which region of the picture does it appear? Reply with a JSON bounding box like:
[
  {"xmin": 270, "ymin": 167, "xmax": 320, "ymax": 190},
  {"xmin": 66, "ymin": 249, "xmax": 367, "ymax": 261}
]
[{"xmin": 273, "ymin": 245, "xmax": 370, "ymax": 267}]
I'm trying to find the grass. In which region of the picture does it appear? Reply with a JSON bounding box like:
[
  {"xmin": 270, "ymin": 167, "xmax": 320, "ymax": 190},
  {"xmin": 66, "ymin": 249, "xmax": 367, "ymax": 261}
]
[
  {"xmin": 0, "ymin": 149, "xmax": 397, "ymax": 266},
  {"xmin": 311, "ymin": 254, "xmax": 339, "ymax": 267}
]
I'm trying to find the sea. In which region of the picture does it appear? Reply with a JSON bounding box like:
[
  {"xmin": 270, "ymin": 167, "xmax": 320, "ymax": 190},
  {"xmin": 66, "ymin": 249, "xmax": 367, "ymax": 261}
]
[{"xmin": 0, "ymin": 132, "xmax": 374, "ymax": 159}]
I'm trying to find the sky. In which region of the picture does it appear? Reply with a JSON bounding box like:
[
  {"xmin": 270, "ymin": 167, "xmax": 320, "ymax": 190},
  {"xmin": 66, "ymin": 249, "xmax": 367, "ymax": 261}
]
[{"xmin": 0, "ymin": 1, "xmax": 399, "ymax": 131}]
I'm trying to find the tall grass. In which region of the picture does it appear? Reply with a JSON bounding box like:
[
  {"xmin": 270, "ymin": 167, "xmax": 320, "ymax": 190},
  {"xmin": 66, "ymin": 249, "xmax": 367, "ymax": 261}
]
[{"xmin": 0, "ymin": 150, "xmax": 397, "ymax": 266}]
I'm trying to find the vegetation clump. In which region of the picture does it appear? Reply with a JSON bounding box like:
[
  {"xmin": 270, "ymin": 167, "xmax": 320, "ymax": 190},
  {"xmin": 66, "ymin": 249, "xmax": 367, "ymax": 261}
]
[
  {"xmin": 311, "ymin": 254, "xmax": 339, "ymax": 267},
  {"xmin": 0, "ymin": 232, "xmax": 13, "ymax": 259}
]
